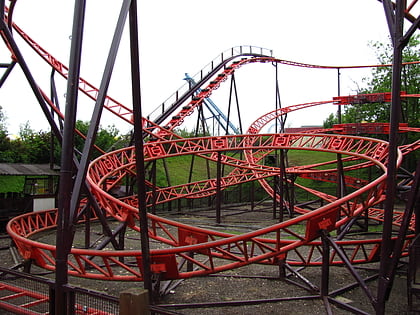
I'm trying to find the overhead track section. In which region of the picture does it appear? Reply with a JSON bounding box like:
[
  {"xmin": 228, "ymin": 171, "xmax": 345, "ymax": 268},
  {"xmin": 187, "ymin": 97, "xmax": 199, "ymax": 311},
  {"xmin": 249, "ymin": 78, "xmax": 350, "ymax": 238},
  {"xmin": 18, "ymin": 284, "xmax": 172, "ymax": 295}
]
[
  {"xmin": 5, "ymin": 12, "xmax": 419, "ymax": 136},
  {"xmin": 147, "ymin": 46, "xmax": 273, "ymax": 127}
]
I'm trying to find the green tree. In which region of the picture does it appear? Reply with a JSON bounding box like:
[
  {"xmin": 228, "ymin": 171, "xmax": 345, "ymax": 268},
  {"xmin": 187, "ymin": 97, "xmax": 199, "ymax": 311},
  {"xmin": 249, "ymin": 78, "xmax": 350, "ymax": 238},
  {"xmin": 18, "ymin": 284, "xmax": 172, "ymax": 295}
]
[
  {"xmin": 324, "ymin": 34, "xmax": 419, "ymax": 126},
  {"xmin": 174, "ymin": 127, "xmax": 210, "ymax": 138},
  {"xmin": 323, "ymin": 113, "xmax": 337, "ymax": 128},
  {"xmin": 0, "ymin": 106, "xmax": 14, "ymax": 162},
  {"xmin": 74, "ymin": 120, "xmax": 124, "ymax": 160},
  {"xmin": 17, "ymin": 122, "xmax": 54, "ymax": 163}
]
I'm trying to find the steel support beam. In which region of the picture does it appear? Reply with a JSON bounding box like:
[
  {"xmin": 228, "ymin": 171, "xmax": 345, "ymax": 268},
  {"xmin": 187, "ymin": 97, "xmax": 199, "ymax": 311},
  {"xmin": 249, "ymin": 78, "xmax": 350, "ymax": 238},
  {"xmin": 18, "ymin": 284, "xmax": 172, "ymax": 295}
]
[
  {"xmin": 54, "ymin": 1, "xmax": 86, "ymax": 314},
  {"xmin": 216, "ymin": 151, "xmax": 222, "ymax": 224},
  {"xmin": 0, "ymin": 61, "xmax": 16, "ymax": 88},
  {"xmin": 377, "ymin": 1, "xmax": 409, "ymax": 313},
  {"xmin": 128, "ymin": 0, "xmax": 153, "ymax": 302},
  {"xmin": 0, "ymin": 16, "xmax": 62, "ymax": 142},
  {"xmin": 320, "ymin": 230, "xmax": 377, "ymax": 312},
  {"xmin": 69, "ymin": 0, "xmax": 132, "ymax": 222}
]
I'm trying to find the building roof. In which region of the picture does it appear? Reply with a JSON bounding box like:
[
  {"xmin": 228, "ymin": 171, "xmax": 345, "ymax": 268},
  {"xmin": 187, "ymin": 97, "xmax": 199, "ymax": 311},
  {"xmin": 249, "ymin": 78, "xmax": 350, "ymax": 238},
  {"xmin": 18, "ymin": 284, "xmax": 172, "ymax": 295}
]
[{"xmin": 0, "ymin": 164, "xmax": 59, "ymax": 176}]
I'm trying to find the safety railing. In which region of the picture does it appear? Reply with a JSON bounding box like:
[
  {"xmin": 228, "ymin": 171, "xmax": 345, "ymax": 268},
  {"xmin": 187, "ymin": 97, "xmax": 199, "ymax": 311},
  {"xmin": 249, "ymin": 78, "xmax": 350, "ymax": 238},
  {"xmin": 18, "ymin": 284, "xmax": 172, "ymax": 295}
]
[{"xmin": 146, "ymin": 45, "xmax": 272, "ymax": 124}]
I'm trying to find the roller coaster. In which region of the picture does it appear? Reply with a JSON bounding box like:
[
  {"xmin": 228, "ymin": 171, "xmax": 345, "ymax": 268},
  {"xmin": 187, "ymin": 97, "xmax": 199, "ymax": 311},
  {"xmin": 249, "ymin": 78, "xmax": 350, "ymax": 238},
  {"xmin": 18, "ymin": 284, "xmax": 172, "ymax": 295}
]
[{"xmin": 1, "ymin": 0, "xmax": 420, "ymax": 314}]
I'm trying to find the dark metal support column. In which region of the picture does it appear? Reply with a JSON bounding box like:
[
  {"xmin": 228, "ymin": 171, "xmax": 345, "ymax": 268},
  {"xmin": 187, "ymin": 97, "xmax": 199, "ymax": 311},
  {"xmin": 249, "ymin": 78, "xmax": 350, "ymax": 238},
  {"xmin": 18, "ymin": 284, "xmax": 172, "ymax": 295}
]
[
  {"xmin": 69, "ymin": 0, "xmax": 132, "ymax": 222},
  {"xmin": 377, "ymin": 1, "xmax": 407, "ymax": 313},
  {"xmin": 274, "ymin": 63, "xmax": 285, "ymax": 133},
  {"xmin": 216, "ymin": 151, "xmax": 222, "ymax": 224},
  {"xmin": 0, "ymin": 18, "xmax": 62, "ymax": 142},
  {"xmin": 336, "ymin": 153, "xmax": 347, "ymax": 235},
  {"xmin": 84, "ymin": 202, "xmax": 91, "ymax": 250},
  {"xmin": 321, "ymin": 230, "xmax": 377, "ymax": 311},
  {"xmin": 289, "ymin": 175, "xmax": 296, "ymax": 218},
  {"xmin": 151, "ymin": 160, "xmax": 157, "ymax": 214},
  {"xmin": 250, "ymin": 180, "xmax": 255, "ymax": 211},
  {"xmin": 272, "ymin": 174, "xmax": 278, "ymax": 220},
  {"xmin": 86, "ymin": 193, "xmax": 120, "ymax": 249},
  {"xmin": 162, "ymin": 158, "xmax": 171, "ymax": 188},
  {"xmin": 232, "ymin": 75, "xmax": 243, "ymax": 134},
  {"xmin": 188, "ymin": 105, "xmax": 204, "ymax": 186},
  {"xmin": 0, "ymin": 0, "xmax": 4, "ymax": 22},
  {"xmin": 49, "ymin": 70, "xmax": 63, "ymax": 169},
  {"xmin": 226, "ymin": 76, "xmax": 234, "ymax": 135},
  {"xmin": 386, "ymin": 159, "xmax": 420, "ymax": 291},
  {"xmin": 54, "ymin": 1, "xmax": 86, "ymax": 314},
  {"xmin": 321, "ymin": 231, "xmax": 330, "ymax": 298},
  {"xmin": 0, "ymin": 61, "xmax": 16, "ymax": 88},
  {"xmin": 227, "ymin": 73, "xmax": 243, "ymax": 134},
  {"xmin": 0, "ymin": 0, "xmax": 16, "ymax": 90},
  {"xmin": 128, "ymin": 0, "xmax": 153, "ymax": 300},
  {"xmin": 337, "ymin": 68, "xmax": 342, "ymax": 124},
  {"xmin": 279, "ymin": 149, "xmax": 288, "ymax": 219}
]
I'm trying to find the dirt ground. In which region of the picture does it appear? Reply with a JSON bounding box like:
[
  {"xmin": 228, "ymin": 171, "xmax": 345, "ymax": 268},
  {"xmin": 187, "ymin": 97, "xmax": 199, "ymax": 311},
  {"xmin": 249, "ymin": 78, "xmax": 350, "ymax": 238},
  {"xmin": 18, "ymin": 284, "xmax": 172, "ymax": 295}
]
[{"xmin": 0, "ymin": 205, "xmax": 417, "ymax": 315}]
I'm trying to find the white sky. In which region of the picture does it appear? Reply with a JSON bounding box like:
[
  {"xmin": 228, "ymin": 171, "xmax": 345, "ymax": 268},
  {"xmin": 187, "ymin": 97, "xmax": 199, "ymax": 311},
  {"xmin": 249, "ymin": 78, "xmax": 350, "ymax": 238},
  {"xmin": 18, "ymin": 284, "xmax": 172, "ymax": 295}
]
[{"xmin": 0, "ymin": 0, "xmax": 407, "ymax": 136}]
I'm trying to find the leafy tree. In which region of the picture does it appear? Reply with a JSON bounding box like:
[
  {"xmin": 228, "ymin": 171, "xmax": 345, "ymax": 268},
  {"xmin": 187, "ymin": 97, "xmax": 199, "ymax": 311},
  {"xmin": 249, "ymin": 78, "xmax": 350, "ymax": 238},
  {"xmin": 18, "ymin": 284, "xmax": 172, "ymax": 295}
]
[
  {"xmin": 0, "ymin": 111, "xmax": 128, "ymax": 163},
  {"xmin": 17, "ymin": 122, "xmax": 53, "ymax": 163},
  {"xmin": 0, "ymin": 105, "xmax": 7, "ymax": 137},
  {"xmin": 324, "ymin": 34, "xmax": 419, "ymax": 127},
  {"xmin": 0, "ymin": 106, "xmax": 15, "ymax": 162},
  {"xmin": 74, "ymin": 120, "xmax": 125, "ymax": 160},
  {"xmin": 323, "ymin": 113, "xmax": 337, "ymax": 129},
  {"xmin": 174, "ymin": 127, "xmax": 210, "ymax": 138}
]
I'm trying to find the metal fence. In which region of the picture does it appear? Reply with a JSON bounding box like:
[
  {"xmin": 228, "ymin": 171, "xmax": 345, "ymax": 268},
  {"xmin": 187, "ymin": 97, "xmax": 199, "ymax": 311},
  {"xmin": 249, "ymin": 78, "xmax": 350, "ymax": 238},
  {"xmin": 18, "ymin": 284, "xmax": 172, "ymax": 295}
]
[
  {"xmin": 0, "ymin": 266, "xmax": 119, "ymax": 315},
  {"xmin": 0, "ymin": 266, "xmax": 183, "ymax": 315}
]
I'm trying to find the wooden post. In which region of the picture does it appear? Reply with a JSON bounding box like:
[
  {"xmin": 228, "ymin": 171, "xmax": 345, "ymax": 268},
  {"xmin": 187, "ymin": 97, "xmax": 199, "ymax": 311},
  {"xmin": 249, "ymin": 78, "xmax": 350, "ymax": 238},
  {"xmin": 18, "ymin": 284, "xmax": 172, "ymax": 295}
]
[{"xmin": 119, "ymin": 288, "xmax": 149, "ymax": 315}]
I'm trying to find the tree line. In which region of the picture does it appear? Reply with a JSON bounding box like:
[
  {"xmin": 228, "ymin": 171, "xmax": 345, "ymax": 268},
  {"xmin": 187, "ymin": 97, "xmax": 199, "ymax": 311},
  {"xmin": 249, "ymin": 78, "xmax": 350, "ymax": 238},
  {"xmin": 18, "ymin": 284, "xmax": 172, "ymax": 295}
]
[
  {"xmin": 0, "ymin": 37, "xmax": 417, "ymax": 165},
  {"xmin": 323, "ymin": 34, "xmax": 419, "ymax": 128},
  {"xmin": 323, "ymin": 35, "xmax": 419, "ymax": 169},
  {"xmin": 0, "ymin": 115, "xmax": 129, "ymax": 164}
]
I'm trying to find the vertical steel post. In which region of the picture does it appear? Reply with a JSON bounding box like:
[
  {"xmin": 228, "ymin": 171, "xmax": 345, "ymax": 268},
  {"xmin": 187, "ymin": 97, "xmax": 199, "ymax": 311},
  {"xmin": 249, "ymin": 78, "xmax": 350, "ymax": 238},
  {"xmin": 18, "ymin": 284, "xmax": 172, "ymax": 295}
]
[
  {"xmin": 0, "ymin": 17, "xmax": 62, "ymax": 141},
  {"xmin": 251, "ymin": 180, "xmax": 255, "ymax": 211},
  {"xmin": 336, "ymin": 153, "xmax": 345, "ymax": 234},
  {"xmin": 279, "ymin": 150, "xmax": 285, "ymax": 222},
  {"xmin": 216, "ymin": 151, "xmax": 222, "ymax": 224},
  {"xmin": 54, "ymin": 1, "xmax": 86, "ymax": 314},
  {"xmin": 151, "ymin": 160, "xmax": 157, "ymax": 214},
  {"xmin": 337, "ymin": 68, "xmax": 342, "ymax": 124},
  {"xmin": 377, "ymin": 1, "xmax": 406, "ymax": 313},
  {"xmin": 320, "ymin": 230, "xmax": 330, "ymax": 298},
  {"xmin": 128, "ymin": 0, "xmax": 153, "ymax": 300},
  {"xmin": 0, "ymin": 61, "xmax": 16, "ymax": 88},
  {"xmin": 272, "ymin": 173, "xmax": 278, "ymax": 219},
  {"xmin": 68, "ymin": 0, "xmax": 132, "ymax": 221},
  {"xmin": 0, "ymin": 0, "xmax": 4, "ymax": 23}
]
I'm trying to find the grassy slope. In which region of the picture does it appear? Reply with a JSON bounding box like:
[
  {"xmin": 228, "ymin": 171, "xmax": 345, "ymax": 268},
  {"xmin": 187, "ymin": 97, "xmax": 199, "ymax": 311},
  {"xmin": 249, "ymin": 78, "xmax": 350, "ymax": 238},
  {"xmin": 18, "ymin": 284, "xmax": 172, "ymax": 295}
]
[
  {"xmin": 0, "ymin": 150, "xmax": 348, "ymax": 198},
  {"xmin": 151, "ymin": 150, "xmax": 340, "ymax": 202}
]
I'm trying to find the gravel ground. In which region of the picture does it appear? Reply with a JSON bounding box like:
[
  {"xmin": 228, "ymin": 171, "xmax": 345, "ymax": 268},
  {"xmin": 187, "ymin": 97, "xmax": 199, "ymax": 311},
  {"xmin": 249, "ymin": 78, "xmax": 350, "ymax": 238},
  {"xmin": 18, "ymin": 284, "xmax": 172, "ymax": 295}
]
[{"xmin": 0, "ymin": 205, "xmax": 416, "ymax": 315}]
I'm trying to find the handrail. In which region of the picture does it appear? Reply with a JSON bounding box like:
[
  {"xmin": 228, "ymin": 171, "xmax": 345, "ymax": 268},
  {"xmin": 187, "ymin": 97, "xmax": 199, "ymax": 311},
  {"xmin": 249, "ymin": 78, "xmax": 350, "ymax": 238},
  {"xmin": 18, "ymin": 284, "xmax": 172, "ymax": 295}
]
[{"xmin": 146, "ymin": 46, "xmax": 272, "ymax": 124}]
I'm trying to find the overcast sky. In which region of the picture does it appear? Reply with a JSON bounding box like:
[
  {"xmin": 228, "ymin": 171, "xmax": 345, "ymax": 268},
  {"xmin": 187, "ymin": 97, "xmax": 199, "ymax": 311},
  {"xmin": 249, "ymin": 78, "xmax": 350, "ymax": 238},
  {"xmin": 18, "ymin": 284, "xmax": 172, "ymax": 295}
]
[{"xmin": 0, "ymin": 0, "xmax": 408, "ymax": 136}]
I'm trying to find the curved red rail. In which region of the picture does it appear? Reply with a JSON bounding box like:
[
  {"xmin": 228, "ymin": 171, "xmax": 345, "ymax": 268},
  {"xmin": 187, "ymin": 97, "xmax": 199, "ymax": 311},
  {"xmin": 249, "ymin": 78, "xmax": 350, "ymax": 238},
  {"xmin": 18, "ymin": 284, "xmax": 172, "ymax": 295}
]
[
  {"xmin": 3, "ymin": 2, "xmax": 419, "ymax": 283},
  {"xmin": 9, "ymin": 131, "xmax": 413, "ymax": 281}
]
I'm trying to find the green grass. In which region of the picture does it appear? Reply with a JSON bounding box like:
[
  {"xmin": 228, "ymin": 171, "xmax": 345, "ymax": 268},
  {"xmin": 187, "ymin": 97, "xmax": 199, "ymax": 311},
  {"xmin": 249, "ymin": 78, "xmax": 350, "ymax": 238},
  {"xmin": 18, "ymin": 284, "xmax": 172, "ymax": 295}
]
[
  {"xmin": 154, "ymin": 155, "xmax": 212, "ymax": 187},
  {"xmin": 0, "ymin": 149, "xmax": 368, "ymax": 200},
  {"xmin": 154, "ymin": 150, "xmax": 337, "ymax": 187},
  {"xmin": 154, "ymin": 154, "xmax": 236, "ymax": 187},
  {"xmin": 0, "ymin": 176, "xmax": 25, "ymax": 193},
  {"xmin": 287, "ymin": 150, "xmax": 344, "ymax": 168}
]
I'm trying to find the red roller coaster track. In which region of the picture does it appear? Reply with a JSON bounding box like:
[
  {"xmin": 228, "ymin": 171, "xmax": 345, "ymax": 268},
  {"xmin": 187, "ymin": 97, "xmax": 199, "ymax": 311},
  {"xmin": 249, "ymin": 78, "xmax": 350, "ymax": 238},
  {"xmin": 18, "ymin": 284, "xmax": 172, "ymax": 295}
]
[
  {"xmin": 1, "ymin": 2, "xmax": 420, "ymax": 314},
  {"xmin": 3, "ymin": 2, "xmax": 420, "ymax": 280},
  {"xmin": 7, "ymin": 127, "xmax": 418, "ymax": 280}
]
